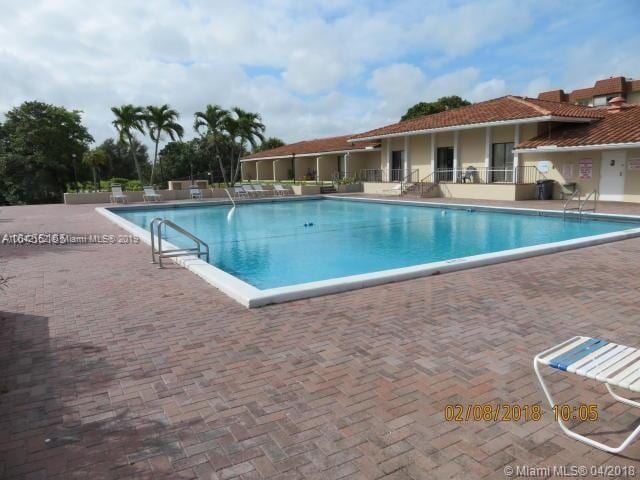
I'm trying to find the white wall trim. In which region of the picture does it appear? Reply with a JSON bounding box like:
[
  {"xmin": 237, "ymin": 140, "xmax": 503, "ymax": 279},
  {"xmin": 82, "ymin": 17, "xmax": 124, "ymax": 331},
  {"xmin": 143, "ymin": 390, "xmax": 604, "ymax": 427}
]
[
  {"xmin": 514, "ymin": 142, "xmax": 640, "ymax": 154},
  {"xmin": 349, "ymin": 116, "xmax": 594, "ymax": 142},
  {"xmin": 242, "ymin": 147, "xmax": 381, "ymax": 163}
]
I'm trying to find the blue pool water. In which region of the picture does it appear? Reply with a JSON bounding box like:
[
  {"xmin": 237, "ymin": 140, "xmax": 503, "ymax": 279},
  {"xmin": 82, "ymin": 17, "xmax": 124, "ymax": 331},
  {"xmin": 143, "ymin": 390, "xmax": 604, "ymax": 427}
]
[{"xmin": 116, "ymin": 199, "xmax": 638, "ymax": 289}]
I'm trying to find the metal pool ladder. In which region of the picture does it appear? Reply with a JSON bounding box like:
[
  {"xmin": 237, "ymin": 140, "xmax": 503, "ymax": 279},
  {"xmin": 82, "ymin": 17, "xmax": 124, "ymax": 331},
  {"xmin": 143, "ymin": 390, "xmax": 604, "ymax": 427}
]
[
  {"xmin": 579, "ymin": 189, "xmax": 598, "ymax": 215},
  {"xmin": 150, "ymin": 217, "xmax": 210, "ymax": 268},
  {"xmin": 562, "ymin": 189, "xmax": 581, "ymax": 219}
]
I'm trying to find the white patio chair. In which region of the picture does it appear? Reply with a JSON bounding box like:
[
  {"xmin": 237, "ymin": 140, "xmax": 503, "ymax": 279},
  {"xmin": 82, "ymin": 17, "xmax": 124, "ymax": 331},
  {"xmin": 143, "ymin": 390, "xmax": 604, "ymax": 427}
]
[
  {"xmin": 110, "ymin": 184, "xmax": 128, "ymax": 204},
  {"xmin": 242, "ymin": 184, "xmax": 257, "ymax": 197},
  {"xmin": 143, "ymin": 186, "xmax": 162, "ymax": 202},
  {"xmin": 251, "ymin": 183, "xmax": 271, "ymax": 197},
  {"xmin": 189, "ymin": 185, "xmax": 203, "ymax": 200},
  {"xmin": 233, "ymin": 186, "xmax": 249, "ymax": 199},
  {"xmin": 273, "ymin": 184, "xmax": 290, "ymax": 196},
  {"xmin": 535, "ymin": 336, "xmax": 640, "ymax": 453}
]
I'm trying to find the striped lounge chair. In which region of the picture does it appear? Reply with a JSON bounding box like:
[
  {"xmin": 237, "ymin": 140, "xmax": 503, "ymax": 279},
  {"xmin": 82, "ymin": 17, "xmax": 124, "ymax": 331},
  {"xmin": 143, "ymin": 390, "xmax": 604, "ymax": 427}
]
[{"xmin": 535, "ymin": 336, "xmax": 640, "ymax": 453}]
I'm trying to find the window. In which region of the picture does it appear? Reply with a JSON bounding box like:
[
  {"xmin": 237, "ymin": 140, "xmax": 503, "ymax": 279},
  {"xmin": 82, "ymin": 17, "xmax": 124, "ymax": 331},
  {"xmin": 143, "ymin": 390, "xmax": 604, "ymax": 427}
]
[{"xmin": 593, "ymin": 95, "xmax": 618, "ymax": 107}]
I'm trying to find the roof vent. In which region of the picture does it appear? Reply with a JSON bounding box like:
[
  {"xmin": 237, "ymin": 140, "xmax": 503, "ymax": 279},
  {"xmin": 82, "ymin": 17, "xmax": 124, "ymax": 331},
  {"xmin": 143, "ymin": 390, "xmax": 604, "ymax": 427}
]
[{"xmin": 607, "ymin": 96, "xmax": 627, "ymax": 113}]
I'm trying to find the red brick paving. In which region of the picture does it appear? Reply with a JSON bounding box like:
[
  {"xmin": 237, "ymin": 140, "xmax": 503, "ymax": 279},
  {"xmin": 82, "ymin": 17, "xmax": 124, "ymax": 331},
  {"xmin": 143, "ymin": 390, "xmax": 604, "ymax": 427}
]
[{"xmin": 2, "ymin": 200, "xmax": 640, "ymax": 479}]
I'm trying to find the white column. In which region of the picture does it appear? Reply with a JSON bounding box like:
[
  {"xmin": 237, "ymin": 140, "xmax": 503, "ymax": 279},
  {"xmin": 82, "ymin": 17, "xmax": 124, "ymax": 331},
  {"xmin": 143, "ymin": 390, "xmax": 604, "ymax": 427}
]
[
  {"xmin": 453, "ymin": 131, "xmax": 459, "ymax": 182},
  {"xmin": 513, "ymin": 125, "xmax": 520, "ymax": 183},
  {"xmin": 344, "ymin": 152, "xmax": 350, "ymax": 178},
  {"xmin": 240, "ymin": 163, "xmax": 244, "ymax": 181},
  {"xmin": 385, "ymin": 139, "xmax": 391, "ymax": 181},
  {"xmin": 484, "ymin": 127, "xmax": 492, "ymax": 169},
  {"xmin": 256, "ymin": 161, "xmax": 260, "ymax": 181},
  {"xmin": 430, "ymin": 133, "xmax": 437, "ymax": 176},
  {"xmin": 316, "ymin": 156, "xmax": 321, "ymax": 182},
  {"xmin": 404, "ymin": 136, "xmax": 411, "ymax": 179}
]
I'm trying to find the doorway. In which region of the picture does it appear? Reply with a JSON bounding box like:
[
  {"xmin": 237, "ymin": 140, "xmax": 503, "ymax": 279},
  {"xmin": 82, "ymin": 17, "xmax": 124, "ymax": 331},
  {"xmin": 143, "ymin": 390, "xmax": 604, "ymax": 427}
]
[
  {"xmin": 391, "ymin": 151, "xmax": 403, "ymax": 181},
  {"xmin": 599, "ymin": 151, "xmax": 626, "ymax": 201},
  {"xmin": 436, "ymin": 147, "xmax": 454, "ymax": 181},
  {"xmin": 491, "ymin": 142, "xmax": 514, "ymax": 182}
]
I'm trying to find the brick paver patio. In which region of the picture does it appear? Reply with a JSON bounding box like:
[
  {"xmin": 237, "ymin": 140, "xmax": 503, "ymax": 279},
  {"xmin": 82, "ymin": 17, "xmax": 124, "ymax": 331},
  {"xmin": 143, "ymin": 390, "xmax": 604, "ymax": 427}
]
[{"xmin": 2, "ymin": 198, "xmax": 640, "ymax": 479}]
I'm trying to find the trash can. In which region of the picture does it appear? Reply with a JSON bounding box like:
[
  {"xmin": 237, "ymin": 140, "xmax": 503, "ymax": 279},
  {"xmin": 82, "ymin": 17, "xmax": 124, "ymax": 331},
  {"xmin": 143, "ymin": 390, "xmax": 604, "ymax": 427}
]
[{"xmin": 536, "ymin": 179, "xmax": 554, "ymax": 200}]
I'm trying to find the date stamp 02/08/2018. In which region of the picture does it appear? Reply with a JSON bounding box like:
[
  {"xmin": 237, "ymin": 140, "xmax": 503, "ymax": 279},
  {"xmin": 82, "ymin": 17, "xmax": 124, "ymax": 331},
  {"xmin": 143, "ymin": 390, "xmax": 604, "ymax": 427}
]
[{"xmin": 443, "ymin": 403, "xmax": 599, "ymax": 423}]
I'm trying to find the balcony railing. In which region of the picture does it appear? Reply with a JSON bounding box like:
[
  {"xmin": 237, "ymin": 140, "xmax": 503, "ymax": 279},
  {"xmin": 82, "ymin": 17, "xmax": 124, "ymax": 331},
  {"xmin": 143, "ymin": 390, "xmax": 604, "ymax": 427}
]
[
  {"xmin": 432, "ymin": 166, "xmax": 542, "ymax": 185},
  {"xmin": 359, "ymin": 169, "xmax": 419, "ymax": 183}
]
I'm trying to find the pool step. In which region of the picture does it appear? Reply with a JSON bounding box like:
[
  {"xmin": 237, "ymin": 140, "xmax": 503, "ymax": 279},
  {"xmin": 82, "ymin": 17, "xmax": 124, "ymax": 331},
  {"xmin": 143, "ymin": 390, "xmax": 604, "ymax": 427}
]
[{"xmin": 321, "ymin": 186, "xmax": 337, "ymax": 194}]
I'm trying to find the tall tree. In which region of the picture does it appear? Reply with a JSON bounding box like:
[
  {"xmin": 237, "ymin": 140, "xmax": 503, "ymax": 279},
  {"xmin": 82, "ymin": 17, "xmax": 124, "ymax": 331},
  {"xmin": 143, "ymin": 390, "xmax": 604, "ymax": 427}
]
[
  {"xmin": 400, "ymin": 95, "xmax": 471, "ymax": 122},
  {"xmin": 194, "ymin": 105, "xmax": 230, "ymax": 184},
  {"xmin": 82, "ymin": 148, "xmax": 108, "ymax": 191},
  {"xmin": 254, "ymin": 137, "xmax": 285, "ymax": 153},
  {"xmin": 111, "ymin": 104, "xmax": 146, "ymax": 184},
  {"xmin": 0, "ymin": 101, "xmax": 93, "ymax": 204},
  {"xmin": 145, "ymin": 105, "xmax": 184, "ymax": 184},
  {"xmin": 97, "ymin": 138, "xmax": 150, "ymax": 180},
  {"xmin": 225, "ymin": 108, "xmax": 265, "ymax": 186}
]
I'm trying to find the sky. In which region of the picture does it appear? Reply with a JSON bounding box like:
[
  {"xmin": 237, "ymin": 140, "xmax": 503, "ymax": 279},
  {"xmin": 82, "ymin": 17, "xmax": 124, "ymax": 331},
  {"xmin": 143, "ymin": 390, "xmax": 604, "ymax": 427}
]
[{"xmin": 1, "ymin": 0, "xmax": 639, "ymax": 147}]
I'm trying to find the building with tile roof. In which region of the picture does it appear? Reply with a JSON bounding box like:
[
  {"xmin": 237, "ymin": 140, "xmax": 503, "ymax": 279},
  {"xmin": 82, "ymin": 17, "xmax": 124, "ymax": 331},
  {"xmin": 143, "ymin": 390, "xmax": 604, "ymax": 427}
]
[{"xmin": 242, "ymin": 75, "xmax": 640, "ymax": 202}]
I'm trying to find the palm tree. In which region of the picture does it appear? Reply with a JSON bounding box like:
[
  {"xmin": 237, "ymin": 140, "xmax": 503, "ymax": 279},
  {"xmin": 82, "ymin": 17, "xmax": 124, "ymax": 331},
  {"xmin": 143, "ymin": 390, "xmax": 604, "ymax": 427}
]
[
  {"xmin": 225, "ymin": 108, "xmax": 265, "ymax": 186},
  {"xmin": 194, "ymin": 105, "xmax": 230, "ymax": 185},
  {"xmin": 146, "ymin": 105, "xmax": 184, "ymax": 184},
  {"xmin": 82, "ymin": 148, "xmax": 108, "ymax": 191},
  {"xmin": 111, "ymin": 105, "xmax": 146, "ymax": 184}
]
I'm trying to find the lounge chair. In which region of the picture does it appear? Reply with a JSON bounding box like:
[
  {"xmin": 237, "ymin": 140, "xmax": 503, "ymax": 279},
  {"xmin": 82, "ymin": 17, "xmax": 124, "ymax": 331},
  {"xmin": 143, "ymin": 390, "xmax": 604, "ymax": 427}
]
[
  {"xmin": 382, "ymin": 183, "xmax": 402, "ymax": 196},
  {"xmin": 189, "ymin": 185, "xmax": 203, "ymax": 200},
  {"xmin": 242, "ymin": 184, "xmax": 257, "ymax": 197},
  {"xmin": 143, "ymin": 186, "xmax": 162, "ymax": 202},
  {"xmin": 110, "ymin": 184, "xmax": 128, "ymax": 204},
  {"xmin": 251, "ymin": 183, "xmax": 271, "ymax": 197},
  {"xmin": 535, "ymin": 336, "xmax": 640, "ymax": 453},
  {"xmin": 233, "ymin": 186, "xmax": 249, "ymax": 199},
  {"xmin": 273, "ymin": 184, "xmax": 290, "ymax": 196}
]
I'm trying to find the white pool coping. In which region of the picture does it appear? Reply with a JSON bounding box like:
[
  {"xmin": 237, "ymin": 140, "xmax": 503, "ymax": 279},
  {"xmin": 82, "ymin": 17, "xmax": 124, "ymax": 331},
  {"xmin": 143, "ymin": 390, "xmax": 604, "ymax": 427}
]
[{"xmin": 97, "ymin": 197, "xmax": 640, "ymax": 308}]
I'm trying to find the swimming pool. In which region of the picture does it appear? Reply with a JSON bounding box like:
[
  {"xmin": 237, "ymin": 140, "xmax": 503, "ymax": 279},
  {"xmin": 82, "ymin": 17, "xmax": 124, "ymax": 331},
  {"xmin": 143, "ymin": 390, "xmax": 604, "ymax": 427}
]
[{"xmin": 100, "ymin": 197, "xmax": 640, "ymax": 306}]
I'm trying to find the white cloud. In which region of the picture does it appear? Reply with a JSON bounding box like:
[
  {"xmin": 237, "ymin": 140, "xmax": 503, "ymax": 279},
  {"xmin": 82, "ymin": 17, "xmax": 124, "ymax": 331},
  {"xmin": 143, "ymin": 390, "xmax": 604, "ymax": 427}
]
[
  {"xmin": 0, "ymin": 0, "xmax": 631, "ymax": 147},
  {"xmin": 418, "ymin": 0, "xmax": 533, "ymax": 57},
  {"xmin": 523, "ymin": 77, "xmax": 552, "ymax": 98},
  {"xmin": 366, "ymin": 65, "xmax": 507, "ymax": 122}
]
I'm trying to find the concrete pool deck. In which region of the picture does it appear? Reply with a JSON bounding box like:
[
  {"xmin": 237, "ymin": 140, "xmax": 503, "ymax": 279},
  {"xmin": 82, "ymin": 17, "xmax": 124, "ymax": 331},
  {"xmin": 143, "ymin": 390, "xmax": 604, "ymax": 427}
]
[{"xmin": 2, "ymin": 198, "xmax": 640, "ymax": 478}]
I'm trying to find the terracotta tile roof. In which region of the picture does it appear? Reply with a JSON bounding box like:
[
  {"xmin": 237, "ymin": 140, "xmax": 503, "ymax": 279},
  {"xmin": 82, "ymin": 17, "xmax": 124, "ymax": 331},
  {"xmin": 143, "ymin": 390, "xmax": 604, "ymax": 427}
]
[
  {"xmin": 243, "ymin": 135, "xmax": 380, "ymax": 160},
  {"xmin": 592, "ymin": 76, "xmax": 626, "ymax": 96},
  {"xmin": 568, "ymin": 87, "xmax": 594, "ymax": 102},
  {"xmin": 566, "ymin": 76, "xmax": 639, "ymax": 102},
  {"xmin": 517, "ymin": 105, "xmax": 640, "ymax": 149},
  {"xmin": 350, "ymin": 96, "xmax": 603, "ymax": 140},
  {"xmin": 537, "ymin": 89, "xmax": 567, "ymax": 102}
]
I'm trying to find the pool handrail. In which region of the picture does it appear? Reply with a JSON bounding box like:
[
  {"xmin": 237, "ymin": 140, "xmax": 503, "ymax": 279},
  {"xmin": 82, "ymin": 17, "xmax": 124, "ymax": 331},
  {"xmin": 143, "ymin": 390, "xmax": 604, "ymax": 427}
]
[{"xmin": 150, "ymin": 217, "xmax": 210, "ymax": 268}]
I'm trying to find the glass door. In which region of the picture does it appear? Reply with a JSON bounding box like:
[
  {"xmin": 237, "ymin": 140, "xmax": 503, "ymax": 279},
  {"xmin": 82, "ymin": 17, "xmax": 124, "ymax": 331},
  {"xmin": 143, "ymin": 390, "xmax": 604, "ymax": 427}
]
[
  {"xmin": 491, "ymin": 142, "xmax": 514, "ymax": 182},
  {"xmin": 391, "ymin": 151, "xmax": 403, "ymax": 181},
  {"xmin": 436, "ymin": 147, "xmax": 454, "ymax": 181}
]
